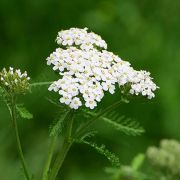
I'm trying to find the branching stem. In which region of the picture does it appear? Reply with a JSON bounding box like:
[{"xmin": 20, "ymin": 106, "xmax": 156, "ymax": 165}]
[{"xmin": 75, "ymin": 100, "xmax": 124, "ymax": 139}]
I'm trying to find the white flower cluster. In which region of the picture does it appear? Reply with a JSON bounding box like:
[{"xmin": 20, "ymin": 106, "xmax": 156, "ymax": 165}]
[
  {"xmin": 147, "ymin": 139, "xmax": 180, "ymax": 176},
  {"xmin": 56, "ymin": 27, "xmax": 107, "ymax": 51},
  {"xmin": 0, "ymin": 67, "xmax": 30, "ymax": 95},
  {"xmin": 47, "ymin": 28, "xmax": 158, "ymax": 109}
]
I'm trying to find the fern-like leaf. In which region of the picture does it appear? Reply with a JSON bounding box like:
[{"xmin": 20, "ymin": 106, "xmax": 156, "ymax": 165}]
[
  {"xmin": 84, "ymin": 111, "xmax": 144, "ymax": 136},
  {"xmin": 101, "ymin": 116, "xmax": 144, "ymax": 136},
  {"xmin": 16, "ymin": 104, "xmax": 33, "ymax": 120},
  {"xmin": 77, "ymin": 140, "xmax": 120, "ymax": 167},
  {"xmin": 49, "ymin": 109, "xmax": 70, "ymax": 137},
  {"xmin": 78, "ymin": 130, "xmax": 97, "ymax": 141}
]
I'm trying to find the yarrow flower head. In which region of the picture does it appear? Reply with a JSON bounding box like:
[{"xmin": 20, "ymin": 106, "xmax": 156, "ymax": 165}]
[
  {"xmin": 47, "ymin": 27, "xmax": 158, "ymax": 109},
  {"xmin": 0, "ymin": 67, "xmax": 30, "ymax": 95},
  {"xmin": 147, "ymin": 139, "xmax": 180, "ymax": 176}
]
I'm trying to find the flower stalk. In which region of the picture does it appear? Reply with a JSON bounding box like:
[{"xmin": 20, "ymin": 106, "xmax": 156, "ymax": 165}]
[
  {"xmin": 10, "ymin": 95, "xmax": 31, "ymax": 180},
  {"xmin": 43, "ymin": 110, "xmax": 74, "ymax": 180},
  {"xmin": 48, "ymin": 110, "xmax": 74, "ymax": 180},
  {"xmin": 0, "ymin": 67, "xmax": 31, "ymax": 180},
  {"xmin": 42, "ymin": 136, "xmax": 57, "ymax": 180},
  {"xmin": 47, "ymin": 100, "xmax": 124, "ymax": 180},
  {"xmin": 48, "ymin": 139, "xmax": 72, "ymax": 180}
]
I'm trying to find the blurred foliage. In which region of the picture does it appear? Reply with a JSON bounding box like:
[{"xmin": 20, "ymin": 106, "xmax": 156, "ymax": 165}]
[
  {"xmin": 106, "ymin": 139, "xmax": 180, "ymax": 180},
  {"xmin": 105, "ymin": 153, "xmax": 146, "ymax": 180},
  {"xmin": 0, "ymin": 0, "xmax": 180, "ymax": 179},
  {"xmin": 147, "ymin": 139, "xmax": 180, "ymax": 179}
]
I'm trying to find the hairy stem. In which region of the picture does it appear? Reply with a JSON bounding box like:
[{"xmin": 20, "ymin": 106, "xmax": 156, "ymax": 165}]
[
  {"xmin": 10, "ymin": 96, "xmax": 31, "ymax": 180},
  {"xmin": 30, "ymin": 82, "xmax": 53, "ymax": 87},
  {"xmin": 42, "ymin": 109, "xmax": 74, "ymax": 180},
  {"xmin": 48, "ymin": 110, "xmax": 74, "ymax": 180},
  {"xmin": 48, "ymin": 140, "xmax": 72, "ymax": 180},
  {"xmin": 42, "ymin": 137, "xmax": 57, "ymax": 180}
]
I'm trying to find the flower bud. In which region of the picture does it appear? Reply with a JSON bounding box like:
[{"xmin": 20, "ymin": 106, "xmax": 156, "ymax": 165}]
[{"xmin": 0, "ymin": 67, "xmax": 30, "ymax": 96}]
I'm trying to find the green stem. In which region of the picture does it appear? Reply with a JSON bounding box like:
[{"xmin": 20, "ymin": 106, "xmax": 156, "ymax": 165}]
[
  {"xmin": 48, "ymin": 110, "xmax": 74, "ymax": 180},
  {"xmin": 48, "ymin": 100, "xmax": 123, "ymax": 180},
  {"xmin": 75, "ymin": 100, "xmax": 123, "ymax": 139},
  {"xmin": 30, "ymin": 82, "xmax": 53, "ymax": 87},
  {"xmin": 48, "ymin": 140, "xmax": 72, "ymax": 180},
  {"xmin": 10, "ymin": 96, "xmax": 31, "ymax": 180},
  {"xmin": 66, "ymin": 110, "xmax": 74, "ymax": 140},
  {"xmin": 42, "ymin": 136, "xmax": 57, "ymax": 180}
]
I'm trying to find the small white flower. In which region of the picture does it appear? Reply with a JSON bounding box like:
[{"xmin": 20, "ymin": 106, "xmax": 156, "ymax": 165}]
[
  {"xmin": 85, "ymin": 99, "xmax": 97, "ymax": 109},
  {"xmin": 60, "ymin": 96, "xmax": 72, "ymax": 105},
  {"xmin": 48, "ymin": 82, "xmax": 59, "ymax": 92},
  {"xmin": 69, "ymin": 97, "xmax": 82, "ymax": 109}
]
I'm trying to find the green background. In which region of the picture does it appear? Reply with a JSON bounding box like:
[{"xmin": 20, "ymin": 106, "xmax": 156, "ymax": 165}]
[{"xmin": 0, "ymin": 0, "xmax": 180, "ymax": 179}]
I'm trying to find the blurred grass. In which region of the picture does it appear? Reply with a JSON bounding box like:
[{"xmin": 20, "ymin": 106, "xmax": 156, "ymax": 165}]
[{"xmin": 0, "ymin": 0, "xmax": 180, "ymax": 179}]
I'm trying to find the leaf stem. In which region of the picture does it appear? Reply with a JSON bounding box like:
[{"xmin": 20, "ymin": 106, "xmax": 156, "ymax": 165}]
[
  {"xmin": 10, "ymin": 96, "xmax": 31, "ymax": 180},
  {"xmin": 30, "ymin": 81, "xmax": 53, "ymax": 87},
  {"xmin": 75, "ymin": 100, "xmax": 124, "ymax": 139},
  {"xmin": 48, "ymin": 140, "xmax": 72, "ymax": 180},
  {"xmin": 48, "ymin": 110, "xmax": 74, "ymax": 180}
]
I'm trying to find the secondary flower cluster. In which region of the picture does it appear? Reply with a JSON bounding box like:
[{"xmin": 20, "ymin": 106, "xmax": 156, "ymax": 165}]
[
  {"xmin": 0, "ymin": 67, "xmax": 30, "ymax": 95},
  {"xmin": 147, "ymin": 139, "xmax": 180, "ymax": 176},
  {"xmin": 47, "ymin": 28, "xmax": 158, "ymax": 109}
]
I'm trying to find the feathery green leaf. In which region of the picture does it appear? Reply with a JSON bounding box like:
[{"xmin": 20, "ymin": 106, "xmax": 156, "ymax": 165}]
[
  {"xmin": 77, "ymin": 140, "xmax": 120, "ymax": 167},
  {"xmin": 101, "ymin": 116, "xmax": 144, "ymax": 136},
  {"xmin": 49, "ymin": 109, "xmax": 70, "ymax": 137},
  {"xmin": 16, "ymin": 104, "xmax": 33, "ymax": 120},
  {"xmin": 84, "ymin": 110, "xmax": 144, "ymax": 136},
  {"xmin": 78, "ymin": 130, "xmax": 97, "ymax": 141}
]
